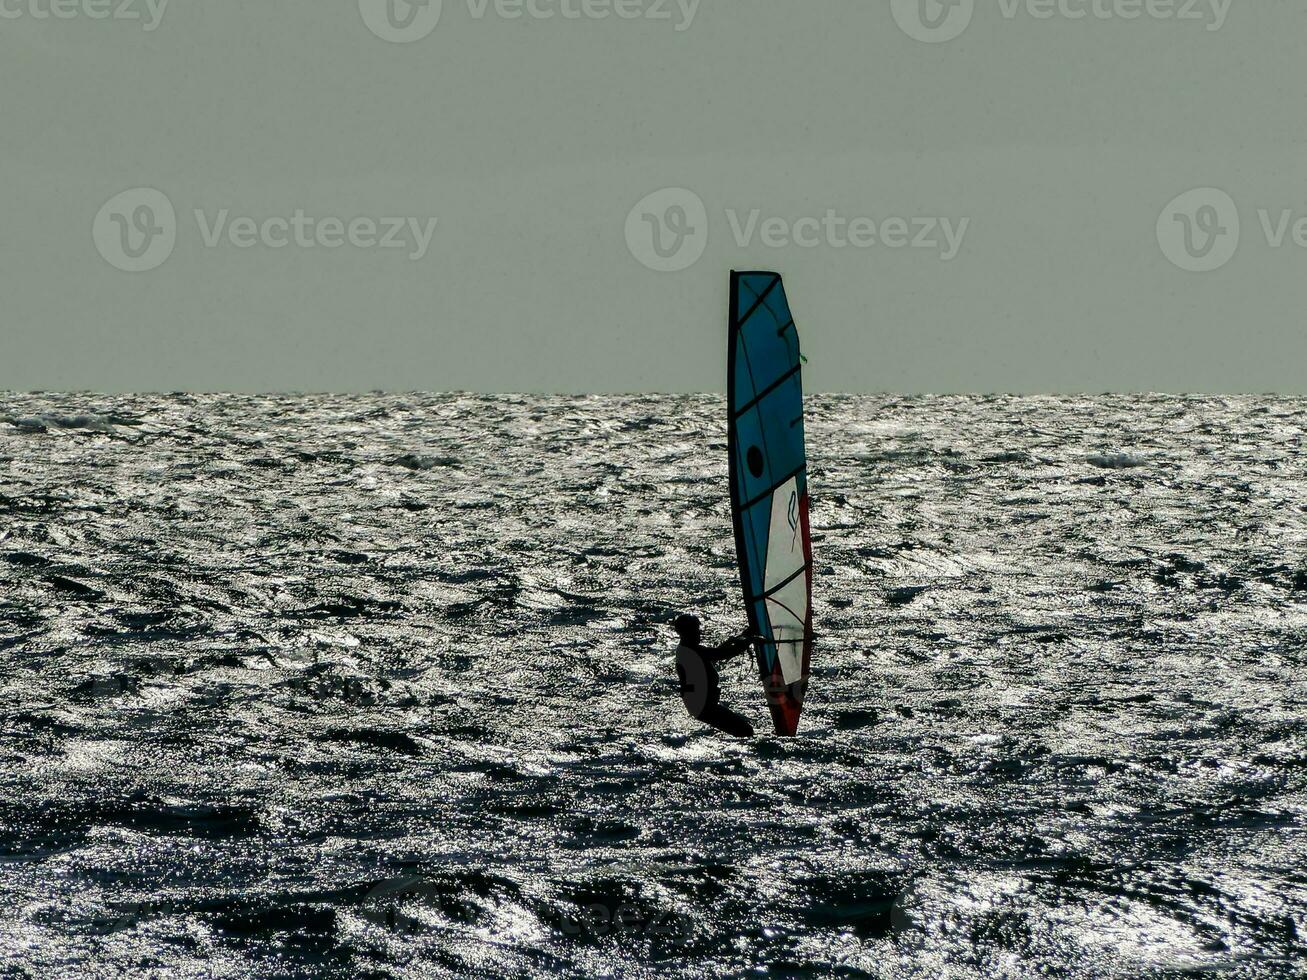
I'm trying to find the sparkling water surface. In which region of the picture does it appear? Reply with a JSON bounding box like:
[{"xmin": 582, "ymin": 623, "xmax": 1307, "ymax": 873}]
[{"xmin": 1, "ymin": 393, "xmax": 1304, "ymax": 978}]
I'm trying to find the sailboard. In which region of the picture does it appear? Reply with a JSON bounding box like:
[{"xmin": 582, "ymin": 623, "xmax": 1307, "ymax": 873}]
[{"xmin": 727, "ymin": 271, "xmax": 814, "ymax": 737}]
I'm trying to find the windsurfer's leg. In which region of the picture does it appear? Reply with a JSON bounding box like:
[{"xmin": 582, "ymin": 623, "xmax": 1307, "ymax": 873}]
[{"xmin": 701, "ymin": 704, "xmax": 755, "ymax": 738}]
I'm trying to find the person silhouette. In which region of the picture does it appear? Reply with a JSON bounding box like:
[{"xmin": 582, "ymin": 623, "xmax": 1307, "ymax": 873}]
[{"xmin": 673, "ymin": 614, "xmax": 757, "ymax": 738}]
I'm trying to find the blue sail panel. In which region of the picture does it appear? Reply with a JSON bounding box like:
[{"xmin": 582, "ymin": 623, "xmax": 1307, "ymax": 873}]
[{"xmin": 727, "ymin": 271, "xmax": 814, "ymax": 737}]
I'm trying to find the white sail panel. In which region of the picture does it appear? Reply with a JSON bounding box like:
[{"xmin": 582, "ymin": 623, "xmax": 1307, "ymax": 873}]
[{"xmin": 764, "ymin": 475, "xmax": 808, "ymax": 685}]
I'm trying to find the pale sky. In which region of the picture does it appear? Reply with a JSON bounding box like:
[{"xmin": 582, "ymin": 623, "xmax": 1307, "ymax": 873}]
[{"xmin": 2, "ymin": 0, "xmax": 1302, "ymax": 393}]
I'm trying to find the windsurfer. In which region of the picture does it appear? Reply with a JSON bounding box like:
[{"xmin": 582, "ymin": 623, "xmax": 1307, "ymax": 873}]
[{"xmin": 673, "ymin": 614, "xmax": 758, "ymax": 738}]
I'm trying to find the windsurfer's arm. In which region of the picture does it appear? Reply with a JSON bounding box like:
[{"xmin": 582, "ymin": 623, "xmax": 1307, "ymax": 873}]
[{"xmin": 706, "ymin": 633, "xmax": 756, "ymax": 662}]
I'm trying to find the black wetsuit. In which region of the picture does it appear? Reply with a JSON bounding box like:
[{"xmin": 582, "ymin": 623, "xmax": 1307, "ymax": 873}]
[{"xmin": 675, "ymin": 636, "xmax": 756, "ymax": 738}]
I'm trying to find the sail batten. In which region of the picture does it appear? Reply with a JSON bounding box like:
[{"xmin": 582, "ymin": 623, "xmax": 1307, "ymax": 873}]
[{"xmin": 727, "ymin": 271, "xmax": 814, "ymax": 737}]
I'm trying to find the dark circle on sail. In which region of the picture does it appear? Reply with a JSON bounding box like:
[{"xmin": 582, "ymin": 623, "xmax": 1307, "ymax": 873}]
[{"xmin": 746, "ymin": 446, "xmax": 765, "ymax": 478}]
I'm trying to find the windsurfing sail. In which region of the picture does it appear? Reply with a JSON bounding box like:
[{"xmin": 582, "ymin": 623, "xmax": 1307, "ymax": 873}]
[{"xmin": 727, "ymin": 271, "xmax": 814, "ymax": 737}]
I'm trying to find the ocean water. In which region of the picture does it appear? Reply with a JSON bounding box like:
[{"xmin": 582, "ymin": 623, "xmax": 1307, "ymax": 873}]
[{"xmin": 1, "ymin": 392, "xmax": 1304, "ymax": 979}]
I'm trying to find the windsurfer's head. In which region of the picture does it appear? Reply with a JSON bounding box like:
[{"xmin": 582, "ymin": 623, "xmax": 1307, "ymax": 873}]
[{"xmin": 673, "ymin": 614, "xmax": 701, "ymax": 644}]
